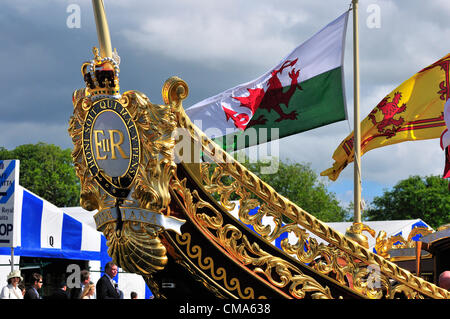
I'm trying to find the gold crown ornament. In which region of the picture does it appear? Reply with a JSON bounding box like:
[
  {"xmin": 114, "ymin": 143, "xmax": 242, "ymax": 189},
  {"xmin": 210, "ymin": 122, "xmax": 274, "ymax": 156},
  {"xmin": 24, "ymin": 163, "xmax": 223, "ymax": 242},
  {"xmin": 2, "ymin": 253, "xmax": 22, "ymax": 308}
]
[{"xmin": 81, "ymin": 47, "xmax": 121, "ymax": 100}]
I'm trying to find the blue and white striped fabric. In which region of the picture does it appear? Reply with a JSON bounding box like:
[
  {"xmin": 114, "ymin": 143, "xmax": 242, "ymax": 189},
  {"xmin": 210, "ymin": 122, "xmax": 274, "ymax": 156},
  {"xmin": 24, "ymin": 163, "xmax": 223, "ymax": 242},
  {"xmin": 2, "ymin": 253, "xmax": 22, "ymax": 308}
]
[
  {"xmin": 388, "ymin": 220, "xmax": 431, "ymax": 248},
  {"xmin": 0, "ymin": 160, "xmax": 16, "ymax": 205},
  {"xmin": 0, "ymin": 184, "xmax": 154, "ymax": 299},
  {"xmin": 0, "ymin": 185, "xmax": 108, "ymax": 261},
  {"xmin": 229, "ymin": 205, "xmax": 291, "ymax": 249}
]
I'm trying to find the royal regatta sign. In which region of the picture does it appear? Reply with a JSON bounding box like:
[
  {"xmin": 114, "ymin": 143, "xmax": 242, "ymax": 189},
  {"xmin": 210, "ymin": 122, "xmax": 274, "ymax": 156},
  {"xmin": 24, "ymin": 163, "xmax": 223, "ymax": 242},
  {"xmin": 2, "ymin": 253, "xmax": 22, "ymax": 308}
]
[{"xmin": 0, "ymin": 160, "xmax": 19, "ymax": 247}]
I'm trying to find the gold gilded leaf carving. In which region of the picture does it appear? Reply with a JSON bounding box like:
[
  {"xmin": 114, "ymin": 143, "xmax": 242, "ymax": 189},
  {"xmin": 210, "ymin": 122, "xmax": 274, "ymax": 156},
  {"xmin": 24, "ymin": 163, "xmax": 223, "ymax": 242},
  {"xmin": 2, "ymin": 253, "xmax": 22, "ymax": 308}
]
[{"xmin": 172, "ymin": 174, "xmax": 334, "ymax": 299}]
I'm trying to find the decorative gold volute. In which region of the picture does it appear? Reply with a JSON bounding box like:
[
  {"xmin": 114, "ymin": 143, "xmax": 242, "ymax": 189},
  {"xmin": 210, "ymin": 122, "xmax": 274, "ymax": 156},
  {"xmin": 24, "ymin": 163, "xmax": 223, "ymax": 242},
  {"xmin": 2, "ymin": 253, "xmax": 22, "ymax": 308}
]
[
  {"xmin": 345, "ymin": 222, "xmax": 376, "ymax": 249},
  {"xmin": 374, "ymin": 226, "xmax": 433, "ymax": 258},
  {"xmin": 162, "ymin": 76, "xmax": 189, "ymax": 109}
]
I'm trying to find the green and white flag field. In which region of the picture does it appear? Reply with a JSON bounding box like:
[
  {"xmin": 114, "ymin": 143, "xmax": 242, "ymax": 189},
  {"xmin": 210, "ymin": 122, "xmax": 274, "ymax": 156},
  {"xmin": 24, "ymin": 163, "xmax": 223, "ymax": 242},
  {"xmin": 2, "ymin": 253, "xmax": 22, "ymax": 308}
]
[{"xmin": 185, "ymin": 11, "xmax": 349, "ymax": 151}]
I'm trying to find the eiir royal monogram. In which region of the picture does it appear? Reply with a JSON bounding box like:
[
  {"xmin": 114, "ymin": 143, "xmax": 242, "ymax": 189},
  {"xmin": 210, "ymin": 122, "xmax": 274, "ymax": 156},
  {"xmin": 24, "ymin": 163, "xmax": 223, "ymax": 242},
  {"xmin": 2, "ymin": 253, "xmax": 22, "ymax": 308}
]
[
  {"xmin": 93, "ymin": 129, "xmax": 129, "ymax": 160},
  {"xmin": 82, "ymin": 98, "xmax": 140, "ymax": 198}
]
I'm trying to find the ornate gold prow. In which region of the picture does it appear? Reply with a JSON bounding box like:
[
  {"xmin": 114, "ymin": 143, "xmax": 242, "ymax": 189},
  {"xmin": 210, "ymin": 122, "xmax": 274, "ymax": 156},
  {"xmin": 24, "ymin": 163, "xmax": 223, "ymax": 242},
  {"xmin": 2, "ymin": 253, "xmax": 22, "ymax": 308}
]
[
  {"xmin": 69, "ymin": 1, "xmax": 450, "ymax": 300},
  {"xmin": 70, "ymin": 4, "xmax": 189, "ymax": 283}
]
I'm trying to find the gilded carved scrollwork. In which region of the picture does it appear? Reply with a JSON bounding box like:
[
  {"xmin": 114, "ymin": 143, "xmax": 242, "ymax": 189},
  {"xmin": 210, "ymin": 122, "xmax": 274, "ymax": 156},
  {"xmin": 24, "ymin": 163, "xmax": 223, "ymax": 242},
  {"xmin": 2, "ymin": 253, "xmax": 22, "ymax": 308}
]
[
  {"xmin": 118, "ymin": 90, "xmax": 178, "ymax": 213},
  {"xmin": 70, "ymin": 45, "xmax": 449, "ymax": 299},
  {"xmin": 171, "ymin": 106, "xmax": 450, "ymax": 299},
  {"xmin": 196, "ymin": 160, "xmax": 450, "ymax": 299},
  {"xmin": 171, "ymin": 174, "xmax": 334, "ymax": 299},
  {"xmin": 175, "ymin": 232, "xmax": 261, "ymax": 299},
  {"xmin": 375, "ymin": 227, "xmax": 433, "ymax": 258}
]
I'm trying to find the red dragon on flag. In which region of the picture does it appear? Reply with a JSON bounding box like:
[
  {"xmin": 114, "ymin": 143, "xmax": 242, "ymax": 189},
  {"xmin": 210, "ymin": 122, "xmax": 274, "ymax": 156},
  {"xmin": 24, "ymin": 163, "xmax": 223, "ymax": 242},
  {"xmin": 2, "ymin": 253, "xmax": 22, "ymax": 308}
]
[{"xmin": 222, "ymin": 58, "xmax": 302, "ymax": 130}]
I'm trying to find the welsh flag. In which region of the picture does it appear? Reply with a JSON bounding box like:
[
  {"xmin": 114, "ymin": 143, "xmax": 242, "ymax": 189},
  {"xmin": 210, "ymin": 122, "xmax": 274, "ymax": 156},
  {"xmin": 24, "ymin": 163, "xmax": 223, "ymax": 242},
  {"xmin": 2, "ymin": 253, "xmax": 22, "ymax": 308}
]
[{"xmin": 185, "ymin": 11, "xmax": 349, "ymax": 151}]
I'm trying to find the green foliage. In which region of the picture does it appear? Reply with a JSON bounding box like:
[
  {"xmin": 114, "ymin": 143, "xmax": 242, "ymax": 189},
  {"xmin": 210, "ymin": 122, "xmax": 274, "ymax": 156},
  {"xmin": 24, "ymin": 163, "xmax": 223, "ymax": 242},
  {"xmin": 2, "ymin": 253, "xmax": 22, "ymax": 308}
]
[
  {"xmin": 365, "ymin": 175, "xmax": 450, "ymax": 229},
  {"xmin": 0, "ymin": 143, "xmax": 80, "ymax": 207},
  {"xmin": 241, "ymin": 158, "xmax": 350, "ymax": 222}
]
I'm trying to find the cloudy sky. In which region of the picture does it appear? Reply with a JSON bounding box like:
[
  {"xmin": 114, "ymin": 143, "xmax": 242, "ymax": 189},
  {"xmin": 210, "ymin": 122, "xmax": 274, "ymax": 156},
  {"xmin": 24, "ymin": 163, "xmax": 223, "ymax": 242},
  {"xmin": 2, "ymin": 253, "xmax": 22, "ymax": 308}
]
[{"xmin": 0, "ymin": 0, "xmax": 449, "ymax": 211}]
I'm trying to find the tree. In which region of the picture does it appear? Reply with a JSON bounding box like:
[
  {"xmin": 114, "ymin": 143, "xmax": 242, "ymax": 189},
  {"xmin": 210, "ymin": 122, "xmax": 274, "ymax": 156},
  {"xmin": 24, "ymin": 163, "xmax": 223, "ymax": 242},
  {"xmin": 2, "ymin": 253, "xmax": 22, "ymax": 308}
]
[
  {"xmin": 365, "ymin": 175, "xmax": 450, "ymax": 229},
  {"xmin": 0, "ymin": 143, "xmax": 80, "ymax": 207},
  {"xmin": 242, "ymin": 158, "xmax": 350, "ymax": 222}
]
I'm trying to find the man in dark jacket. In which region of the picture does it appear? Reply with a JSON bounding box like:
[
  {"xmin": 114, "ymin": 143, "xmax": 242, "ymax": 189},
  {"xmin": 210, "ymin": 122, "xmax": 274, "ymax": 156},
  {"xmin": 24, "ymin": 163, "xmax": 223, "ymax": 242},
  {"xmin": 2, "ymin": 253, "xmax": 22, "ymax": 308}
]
[
  {"xmin": 24, "ymin": 273, "xmax": 43, "ymax": 299},
  {"xmin": 48, "ymin": 280, "xmax": 69, "ymax": 300},
  {"xmin": 96, "ymin": 262, "xmax": 120, "ymax": 299}
]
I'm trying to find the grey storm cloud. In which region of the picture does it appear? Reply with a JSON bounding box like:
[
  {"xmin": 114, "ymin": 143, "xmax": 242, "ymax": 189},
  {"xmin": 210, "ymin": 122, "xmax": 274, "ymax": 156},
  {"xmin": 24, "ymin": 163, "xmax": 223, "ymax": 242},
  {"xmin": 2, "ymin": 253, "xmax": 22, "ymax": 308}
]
[{"xmin": 0, "ymin": 0, "xmax": 449, "ymax": 203}]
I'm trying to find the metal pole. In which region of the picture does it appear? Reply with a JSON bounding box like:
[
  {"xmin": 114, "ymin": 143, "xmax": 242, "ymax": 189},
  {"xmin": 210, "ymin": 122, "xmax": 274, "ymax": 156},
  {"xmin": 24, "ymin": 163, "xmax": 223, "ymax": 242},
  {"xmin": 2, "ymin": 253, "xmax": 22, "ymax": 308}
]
[
  {"xmin": 10, "ymin": 247, "xmax": 14, "ymax": 272},
  {"xmin": 352, "ymin": 0, "xmax": 361, "ymax": 224},
  {"xmin": 91, "ymin": 0, "xmax": 113, "ymax": 58}
]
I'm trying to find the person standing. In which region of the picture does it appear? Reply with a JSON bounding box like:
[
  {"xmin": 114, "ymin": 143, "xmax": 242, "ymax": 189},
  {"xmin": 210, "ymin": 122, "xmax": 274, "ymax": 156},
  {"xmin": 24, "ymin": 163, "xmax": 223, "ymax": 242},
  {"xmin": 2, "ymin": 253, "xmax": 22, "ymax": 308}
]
[
  {"xmin": 96, "ymin": 261, "xmax": 120, "ymax": 299},
  {"xmin": 18, "ymin": 283, "xmax": 26, "ymax": 297},
  {"xmin": 48, "ymin": 280, "xmax": 69, "ymax": 300},
  {"xmin": 24, "ymin": 273, "xmax": 43, "ymax": 299},
  {"xmin": 80, "ymin": 282, "xmax": 96, "ymax": 299},
  {"xmin": 0, "ymin": 270, "xmax": 24, "ymax": 299},
  {"xmin": 69, "ymin": 269, "xmax": 91, "ymax": 299}
]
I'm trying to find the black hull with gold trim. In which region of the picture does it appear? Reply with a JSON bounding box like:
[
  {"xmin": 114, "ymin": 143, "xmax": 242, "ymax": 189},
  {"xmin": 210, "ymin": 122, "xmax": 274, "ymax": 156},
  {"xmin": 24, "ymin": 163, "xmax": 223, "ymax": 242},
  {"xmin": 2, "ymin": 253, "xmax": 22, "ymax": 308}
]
[{"xmin": 148, "ymin": 163, "xmax": 365, "ymax": 299}]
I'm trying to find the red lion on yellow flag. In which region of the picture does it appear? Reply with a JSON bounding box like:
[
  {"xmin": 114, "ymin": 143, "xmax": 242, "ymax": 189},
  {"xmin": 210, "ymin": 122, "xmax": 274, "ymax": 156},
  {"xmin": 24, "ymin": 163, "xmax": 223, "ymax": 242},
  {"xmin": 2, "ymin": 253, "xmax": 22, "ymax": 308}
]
[
  {"xmin": 321, "ymin": 53, "xmax": 450, "ymax": 181},
  {"xmin": 368, "ymin": 92, "xmax": 407, "ymax": 136}
]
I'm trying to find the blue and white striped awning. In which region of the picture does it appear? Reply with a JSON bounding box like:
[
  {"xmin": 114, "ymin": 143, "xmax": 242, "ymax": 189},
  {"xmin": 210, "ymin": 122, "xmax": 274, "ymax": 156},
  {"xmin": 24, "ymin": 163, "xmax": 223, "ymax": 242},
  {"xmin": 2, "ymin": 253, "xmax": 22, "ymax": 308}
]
[
  {"xmin": 0, "ymin": 183, "xmax": 154, "ymax": 299},
  {"xmin": 0, "ymin": 185, "xmax": 108, "ymax": 261}
]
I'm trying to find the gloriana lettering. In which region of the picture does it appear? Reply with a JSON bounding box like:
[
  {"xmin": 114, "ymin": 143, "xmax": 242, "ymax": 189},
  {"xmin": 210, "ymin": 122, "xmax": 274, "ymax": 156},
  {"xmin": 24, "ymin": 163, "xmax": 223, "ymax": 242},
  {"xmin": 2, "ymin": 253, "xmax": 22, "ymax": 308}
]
[
  {"xmin": 122, "ymin": 208, "xmax": 185, "ymax": 234},
  {"xmin": 93, "ymin": 207, "xmax": 185, "ymax": 234},
  {"xmin": 93, "ymin": 208, "xmax": 119, "ymax": 230}
]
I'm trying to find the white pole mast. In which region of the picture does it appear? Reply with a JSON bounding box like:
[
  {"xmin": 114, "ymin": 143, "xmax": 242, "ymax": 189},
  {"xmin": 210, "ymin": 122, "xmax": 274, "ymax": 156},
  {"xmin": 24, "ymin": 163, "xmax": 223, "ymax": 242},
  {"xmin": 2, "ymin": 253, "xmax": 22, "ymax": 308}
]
[
  {"xmin": 345, "ymin": 0, "xmax": 373, "ymax": 248},
  {"xmin": 352, "ymin": 0, "xmax": 362, "ymax": 225}
]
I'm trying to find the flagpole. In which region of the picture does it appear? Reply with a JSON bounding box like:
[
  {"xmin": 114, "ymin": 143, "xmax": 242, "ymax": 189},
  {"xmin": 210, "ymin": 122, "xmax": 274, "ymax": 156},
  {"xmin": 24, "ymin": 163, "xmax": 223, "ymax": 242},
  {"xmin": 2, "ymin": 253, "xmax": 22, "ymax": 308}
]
[
  {"xmin": 92, "ymin": 0, "xmax": 113, "ymax": 58},
  {"xmin": 345, "ymin": 0, "xmax": 372, "ymax": 248},
  {"xmin": 352, "ymin": 0, "xmax": 361, "ymax": 225}
]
